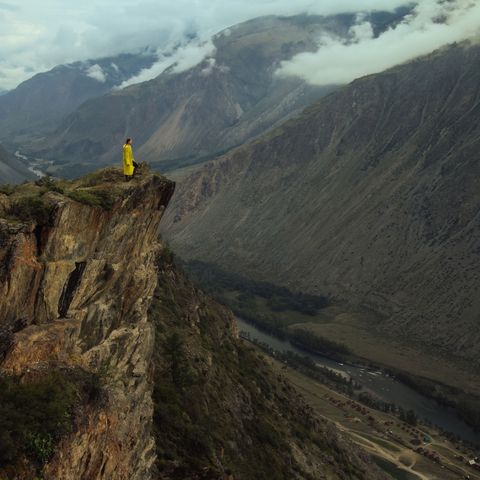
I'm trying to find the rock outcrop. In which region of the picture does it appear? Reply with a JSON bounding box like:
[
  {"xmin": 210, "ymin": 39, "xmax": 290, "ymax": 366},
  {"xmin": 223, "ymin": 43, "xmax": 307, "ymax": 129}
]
[{"xmin": 0, "ymin": 168, "xmax": 174, "ymax": 479}]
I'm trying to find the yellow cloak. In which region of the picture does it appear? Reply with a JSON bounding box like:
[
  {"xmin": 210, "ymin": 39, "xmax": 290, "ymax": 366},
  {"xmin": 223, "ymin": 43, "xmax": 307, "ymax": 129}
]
[{"xmin": 123, "ymin": 144, "xmax": 134, "ymax": 176}]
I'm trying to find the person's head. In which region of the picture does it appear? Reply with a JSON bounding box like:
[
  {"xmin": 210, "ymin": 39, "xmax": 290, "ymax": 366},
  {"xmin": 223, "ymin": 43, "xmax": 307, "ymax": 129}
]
[{"xmin": 125, "ymin": 137, "xmax": 132, "ymax": 145}]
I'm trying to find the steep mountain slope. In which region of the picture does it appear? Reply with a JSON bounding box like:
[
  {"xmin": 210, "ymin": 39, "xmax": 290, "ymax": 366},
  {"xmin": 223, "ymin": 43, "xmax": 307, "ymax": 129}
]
[
  {"xmin": 150, "ymin": 255, "xmax": 387, "ymax": 480},
  {"xmin": 0, "ymin": 144, "xmax": 34, "ymax": 183},
  {"xmin": 164, "ymin": 42, "xmax": 480, "ymax": 366},
  {"xmin": 0, "ymin": 168, "xmax": 387, "ymax": 479},
  {"xmin": 0, "ymin": 53, "xmax": 156, "ymax": 143},
  {"xmin": 35, "ymin": 11, "xmax": 410, "ymax": 177}
]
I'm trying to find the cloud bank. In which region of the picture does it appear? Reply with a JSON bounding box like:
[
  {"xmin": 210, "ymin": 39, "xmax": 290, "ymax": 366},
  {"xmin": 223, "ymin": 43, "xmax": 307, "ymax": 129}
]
[
  {"xmin": 1, "ymin": 0, "xmax": 478, "ymax": 91},
  {"xmin": 277, "ymin": 0, "xmax": 480, "ymax": 86},
  {"xmin": 116, "ymin": 39, "xmax": 216, "ymax": 89},
  {"xmin": 85, "ymin": 64, "xmax": 107, "ymax": 83},
  {"xmin": 0, "ymin": 0, "xmax": 411, "ymax": 90}
]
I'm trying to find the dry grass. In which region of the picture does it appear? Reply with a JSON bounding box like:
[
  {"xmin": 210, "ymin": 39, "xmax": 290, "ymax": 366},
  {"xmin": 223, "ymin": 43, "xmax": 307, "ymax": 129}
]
[{"xmin": 288, "ymin": 312, "xmax": 480, "ymax": 396}]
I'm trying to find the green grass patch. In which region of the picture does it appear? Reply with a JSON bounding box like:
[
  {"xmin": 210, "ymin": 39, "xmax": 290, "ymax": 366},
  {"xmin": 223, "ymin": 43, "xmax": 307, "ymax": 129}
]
[
  {"xmin": 289, "ymin": 328, "xmax": 351, "ymax": 357},
  {"xmin": 0, "ymin": 373, "xmax": 78, "ymax": 468},
  {"xmin": 66, "ymin": 188, "xmax": 116, "ymax": 210},
  {"xmin": 75, "ymin": 168, "xmax": 123, "ymax": 187},
  {"xmin": 0, "ymin": 184, "xmax": 15, "ymax": 196},
  {"xmin": 360, "ymin": 433, "xmax": 402, "ymax": 453},
  {"xmin": 372, "ymin": 456, "xmax": 418, "ymax": 480},
  {"xmin": 7, "ymin": 196, "xmax": 52, "ymax": 224},
  {"xmin": 1, "ymin": 168, "xmax": 127, "ymax": 222},
  {"xmin": 35, "ymin": 176, "xmax": 65, "ymax": 195}
]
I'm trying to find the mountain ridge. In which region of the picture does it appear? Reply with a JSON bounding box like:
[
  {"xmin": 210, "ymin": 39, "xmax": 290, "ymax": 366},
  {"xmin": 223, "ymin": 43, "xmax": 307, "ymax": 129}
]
[
  {"xmin": 0, "ymin": 52, "xmax": 157, "ymax": 145},
  {"xmin": 24, "ymin": 10, "xmax": 411, "ymax": 178}
]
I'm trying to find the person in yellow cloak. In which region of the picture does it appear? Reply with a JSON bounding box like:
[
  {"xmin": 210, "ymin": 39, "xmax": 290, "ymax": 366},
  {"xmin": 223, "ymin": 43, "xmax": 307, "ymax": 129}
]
[{"xmin": 123, "ymin": 138, "xmax": 136, "ymax": 180}]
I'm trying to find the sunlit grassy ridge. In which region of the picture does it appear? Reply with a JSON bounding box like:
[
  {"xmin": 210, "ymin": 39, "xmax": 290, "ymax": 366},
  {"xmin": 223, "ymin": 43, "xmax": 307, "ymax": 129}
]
[{"xmin": 0, "ymin": 167, "xmax": 137, "ymax": 223}]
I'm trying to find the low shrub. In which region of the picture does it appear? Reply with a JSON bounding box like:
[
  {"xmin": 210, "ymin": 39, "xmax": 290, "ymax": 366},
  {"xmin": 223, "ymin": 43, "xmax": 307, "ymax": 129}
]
[
  {"xmin": 0, "ymin": 373, "xmax": 78, "ymax": 468},
  {"xmin": 8, "ymin": 196, "xmax": 52, "ymax": 224},
  {"xmin": 35, "ymin": 176, "xmax": 65, "ymax": 194},
  {"xmin": 78, "ymin": 167, "xmax": 125, "ymax": 187},
  {"xmin": 160, "ymin": 244, "xmax": 175, "ymax": 263},
  {"xmin": 67, "ymin": 188, "xmax": 116, "ymax": 210},
  {"xmin": 0, "ymin": 184, "xmax": 15, "ymax": 196},
  {"xmin": 289, "ymin": 329, "xmax": 351, "ymax": 357}
]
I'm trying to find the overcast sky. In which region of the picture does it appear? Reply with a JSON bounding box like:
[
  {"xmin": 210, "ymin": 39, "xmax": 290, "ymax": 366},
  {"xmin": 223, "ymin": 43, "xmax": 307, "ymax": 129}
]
[
  {"xmin": 278, "ymin": 0, "xmax": 480, "ymax": 85},
  {"xmin": 0, "ymin": 0, "xmax": 478, "ymax": 91}
]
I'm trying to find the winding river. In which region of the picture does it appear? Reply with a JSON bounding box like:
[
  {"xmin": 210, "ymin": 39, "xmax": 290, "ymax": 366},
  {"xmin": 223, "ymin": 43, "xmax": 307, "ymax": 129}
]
[
  {"xmin": 14, "ymin": 150, "xmax": 50, "ymax": 178},
  {"xmin": 236, "ymin": 317, "xmax": 480, "ymax": 446}
]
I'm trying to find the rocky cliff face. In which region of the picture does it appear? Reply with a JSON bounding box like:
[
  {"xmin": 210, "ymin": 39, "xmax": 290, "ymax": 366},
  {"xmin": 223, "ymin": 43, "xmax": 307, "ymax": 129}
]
[
  {"xmin": 0, "ymin": 168, "xmax": 387, "ymax": 480},
  {"xmin": 0, "ymin": 169, "xmax": 174, "ymax": 479},
  {"xmin": 164, "ymin": 42, "xmax": 480, "ymax": 365}
]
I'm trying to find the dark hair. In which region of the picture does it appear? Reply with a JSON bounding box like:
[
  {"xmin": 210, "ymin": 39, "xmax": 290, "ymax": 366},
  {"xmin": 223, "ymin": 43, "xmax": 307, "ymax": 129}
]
[{"xmin": 125, "ymin": 138, "xmax": 132, "ymax": 144}]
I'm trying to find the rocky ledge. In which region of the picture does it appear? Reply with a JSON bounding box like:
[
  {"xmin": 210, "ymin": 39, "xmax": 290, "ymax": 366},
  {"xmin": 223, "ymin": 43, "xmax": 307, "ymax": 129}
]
[{"xmin": 0, "ymin": 167, "xmax": 174, "ymax": 479}]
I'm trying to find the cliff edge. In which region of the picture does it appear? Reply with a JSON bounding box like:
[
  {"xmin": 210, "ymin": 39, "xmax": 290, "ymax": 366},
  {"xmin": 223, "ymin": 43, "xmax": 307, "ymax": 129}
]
[
  {"xmin": 0, "ymin": 167, "xmax": 174, "ymax": 479},
  {"xmin": 0, "ymin": 167, "xmax": 386, "ymax": 480}
]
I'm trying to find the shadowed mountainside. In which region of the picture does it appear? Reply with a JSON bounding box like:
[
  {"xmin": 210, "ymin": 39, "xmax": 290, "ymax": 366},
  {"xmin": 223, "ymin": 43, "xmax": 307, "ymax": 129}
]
[{"xmin": 164, "ymin": 42, "xmax": 480, "ymax": 368}]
